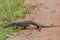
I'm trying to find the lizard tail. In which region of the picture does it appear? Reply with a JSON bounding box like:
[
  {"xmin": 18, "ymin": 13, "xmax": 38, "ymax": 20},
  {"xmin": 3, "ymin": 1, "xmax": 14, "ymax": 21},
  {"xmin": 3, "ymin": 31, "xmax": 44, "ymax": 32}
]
[{"xmin": 41, "ymin": 24, "xmax": 60, "ymax": 28}]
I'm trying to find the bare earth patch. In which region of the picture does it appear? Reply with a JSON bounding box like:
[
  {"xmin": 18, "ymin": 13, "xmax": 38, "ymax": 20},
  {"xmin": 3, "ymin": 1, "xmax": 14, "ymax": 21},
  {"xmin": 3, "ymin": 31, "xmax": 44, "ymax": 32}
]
[{"xmin": 7, "ymin": 0, "xmax": 60, "ymax": 40}]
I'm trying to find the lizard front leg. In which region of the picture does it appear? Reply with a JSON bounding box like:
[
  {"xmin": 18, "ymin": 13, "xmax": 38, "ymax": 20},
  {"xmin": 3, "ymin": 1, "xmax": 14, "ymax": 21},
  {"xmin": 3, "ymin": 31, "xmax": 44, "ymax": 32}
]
[
  {"xmin": 13, "ymin": 25, "xmax": 17, "ymax": 30},
  {"xmin": 21, "ymin": 26, "xmax": 27, "ymax": 30}
]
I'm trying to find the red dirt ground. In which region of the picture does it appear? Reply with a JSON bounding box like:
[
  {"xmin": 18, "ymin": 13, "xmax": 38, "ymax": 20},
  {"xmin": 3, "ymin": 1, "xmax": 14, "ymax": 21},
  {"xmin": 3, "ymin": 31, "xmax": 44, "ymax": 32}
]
[{"xmin": 6, "ymin": 0, "xmax": 60, "ymax": 40}]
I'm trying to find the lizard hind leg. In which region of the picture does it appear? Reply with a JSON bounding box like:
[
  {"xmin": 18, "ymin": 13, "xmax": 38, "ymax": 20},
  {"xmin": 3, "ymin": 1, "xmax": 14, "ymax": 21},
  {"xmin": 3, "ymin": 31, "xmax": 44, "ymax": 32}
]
[
  {"xmin": 38, "ymin": 27, "xmax": 42, "ymax": 32},
  {"xmin": 36, "ymin": 26, "xmax": 40, "ymax": 29},
  {"xmin": 36, "ymin": 26, "xmax": 42, "ymax": 32}
]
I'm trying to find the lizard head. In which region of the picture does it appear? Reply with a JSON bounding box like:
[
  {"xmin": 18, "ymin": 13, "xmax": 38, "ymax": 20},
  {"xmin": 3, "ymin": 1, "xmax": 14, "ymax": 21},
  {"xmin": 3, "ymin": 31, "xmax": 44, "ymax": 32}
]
[
  {"xmin": 3, "ymin": 24, "xmax": 10, "ymax": 28},
  {"xmin": 3, "ymin": 22, "xmax": 15, "ymax": 28}
]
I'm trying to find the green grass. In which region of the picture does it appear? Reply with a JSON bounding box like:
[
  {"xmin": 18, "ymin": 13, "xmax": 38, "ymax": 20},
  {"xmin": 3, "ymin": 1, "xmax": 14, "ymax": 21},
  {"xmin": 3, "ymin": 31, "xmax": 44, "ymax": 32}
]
[{"xmin": 0, "ymin": 0, "xmax": 30, "ymax": 40}]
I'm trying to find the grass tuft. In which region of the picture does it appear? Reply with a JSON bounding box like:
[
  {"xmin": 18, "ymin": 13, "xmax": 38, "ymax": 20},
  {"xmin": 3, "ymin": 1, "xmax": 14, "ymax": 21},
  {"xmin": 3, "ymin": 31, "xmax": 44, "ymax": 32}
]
[{"xmin": 0, "ymin": 0, "xmax": 30, "ymax": 40}]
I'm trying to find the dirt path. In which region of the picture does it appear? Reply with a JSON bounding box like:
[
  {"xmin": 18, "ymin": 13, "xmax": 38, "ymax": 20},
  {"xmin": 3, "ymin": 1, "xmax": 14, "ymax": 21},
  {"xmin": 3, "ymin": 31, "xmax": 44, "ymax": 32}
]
[{"xmin": 7, "ymin": 0, "xmax": 60, "ymax": 40}]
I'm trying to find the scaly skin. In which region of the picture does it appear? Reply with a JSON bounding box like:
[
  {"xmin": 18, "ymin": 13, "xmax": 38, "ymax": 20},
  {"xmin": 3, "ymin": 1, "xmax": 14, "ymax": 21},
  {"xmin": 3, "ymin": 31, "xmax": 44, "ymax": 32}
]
[
  {"xmin": 3, "ymin": 19, "xmax": 40, "ymax": 30},
  {"xmin": 3, "ymin": 19, "xmax": 59, "ymax": 30}
]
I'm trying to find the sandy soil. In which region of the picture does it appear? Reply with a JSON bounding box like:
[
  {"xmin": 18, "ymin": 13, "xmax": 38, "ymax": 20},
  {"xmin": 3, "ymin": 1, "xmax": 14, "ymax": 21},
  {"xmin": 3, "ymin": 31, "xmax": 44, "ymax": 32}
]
[{"xmin": 6, "ymin": 0, "xmax": 60, "ymax": 40}]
